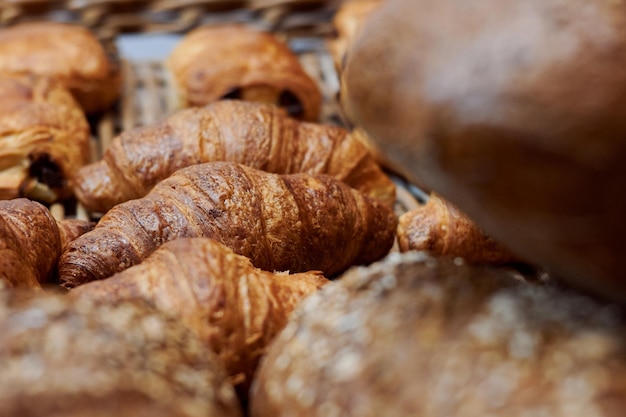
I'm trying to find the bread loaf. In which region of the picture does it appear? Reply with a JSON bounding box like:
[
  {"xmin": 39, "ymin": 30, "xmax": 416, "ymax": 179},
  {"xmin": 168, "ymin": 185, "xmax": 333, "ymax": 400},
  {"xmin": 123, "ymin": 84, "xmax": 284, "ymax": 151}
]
[
  {"xmin": 252, "ymin": 252, "xmax": 626, "ymax": 417},
  {"xmin": 341, "ymin": 0, "xmax": 626, "ymax": 300},
  {"xmin": 0, "ymin": 291, "xmax": 242, "ymax": 417}
]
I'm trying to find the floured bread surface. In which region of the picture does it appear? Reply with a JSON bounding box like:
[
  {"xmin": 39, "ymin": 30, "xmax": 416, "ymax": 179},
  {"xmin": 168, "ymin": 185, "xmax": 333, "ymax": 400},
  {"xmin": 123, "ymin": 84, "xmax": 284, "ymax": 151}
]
[
  {"xmin": 0, "ymin": 291, "xmax": 242, "ymax": 417},
  {"xmin": 252, "ymin": 252, "xmax": 626, "ymax": 417}
]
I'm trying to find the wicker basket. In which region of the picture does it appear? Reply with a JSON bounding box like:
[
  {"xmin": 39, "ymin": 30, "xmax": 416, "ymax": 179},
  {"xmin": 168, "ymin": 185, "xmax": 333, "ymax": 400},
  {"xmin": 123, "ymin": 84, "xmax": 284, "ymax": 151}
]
[{"xmin": 0, "ymin": 0, "xmax": 422, "ymax": 223}]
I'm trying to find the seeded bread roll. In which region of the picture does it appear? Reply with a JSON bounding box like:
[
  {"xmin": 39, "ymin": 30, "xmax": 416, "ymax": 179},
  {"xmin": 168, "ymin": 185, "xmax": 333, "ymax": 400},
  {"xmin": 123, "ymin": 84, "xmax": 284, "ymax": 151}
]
[
  {"xmin": 341, "ymin": 0, "xmax": 626, "ymax": 300},
  {"xmin": 252, "ymin": 252, "xmax": 626, "ymax": 417},
  {"xmin": 0, "ymin": 22, "xmax": 121, "ymax": 113},
  {"xmin": 0, "ymin": 291, "xmax": 242, "ymax": 417}
]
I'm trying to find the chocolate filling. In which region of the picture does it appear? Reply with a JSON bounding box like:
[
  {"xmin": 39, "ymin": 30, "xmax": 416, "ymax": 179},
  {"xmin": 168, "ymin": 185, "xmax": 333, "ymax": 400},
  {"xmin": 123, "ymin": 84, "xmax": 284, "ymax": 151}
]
[{"xmin": 29, "ymin": 154, "xmax": 64, "ymax": 189}]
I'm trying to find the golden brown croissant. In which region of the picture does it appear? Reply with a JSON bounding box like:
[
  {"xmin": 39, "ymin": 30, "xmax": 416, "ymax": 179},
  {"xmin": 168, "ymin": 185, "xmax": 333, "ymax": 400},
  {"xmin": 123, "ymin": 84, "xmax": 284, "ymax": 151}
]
[
  {"xmin": 71, "ymin": 237, "xmax": 329, "ymax": 397},
  {"xmin": 0, "ymin": 76, "xmax": 91, "ymax": 203},
  {"xmin": 60, "ymin": 162, "xmax": 397, "ymax": 288},
  {"xmin": 166, "ymin": 24, "xmax": 321, "ymax": 121},
  {"xmin": 0, "ymin": 22, "xmax": 121, "ymax": 113},
  {"xmin": 0, "ymin": 291, "xmax": 242, "ymax": 417},
  {"xmin": 73, "ymin": 100, "xmax": 395, "ymax": 213},
  {"xmin": 0, "ymin": 198, "xmax": 94, "ymax": 290},
  {"xmin": 397, "ymin": 193, "xmax": 521, "ymax": 264},
  {"xmin": 252, "ymin": 252, "xmax": 626, "ymax": 417}
]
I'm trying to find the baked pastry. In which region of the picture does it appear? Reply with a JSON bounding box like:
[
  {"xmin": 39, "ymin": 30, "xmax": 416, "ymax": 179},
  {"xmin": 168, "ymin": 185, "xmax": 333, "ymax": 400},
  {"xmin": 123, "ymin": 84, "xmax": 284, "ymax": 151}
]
[
  {"xmin": 71, "ymin": 237, "xmax": 329, "ymax": 398},
  {"xmin": 0, "ymin": 198, "xmax": 94, "ymax": 290},
  {"xmin": 341, "ymin": 0, "xmax": 626, "ymax": 300},
  {"xmin": 167, "ymin": 24, "xmax": 322, "ymax": 121},
  {"xmin": 329, "ymin": 0, "xmax": 382, "ymax": 71},
  {"xmin": 59, "ymin": 162, "xmax": 397, "ymax": 288},
  {"xmin": 0, "ymin": 291, "xmax": 242, "ymax": 417},
  {"xmin": 252, "ymin": 251, "xmax": 626, "ymax": 417},
  {"xmin": 397, "ymin": 193, "xmax": 521, "ymax": 265},
  {"xmin": 0, "ymin": 75, "xmax": 91, "ymax": 203},
  {"xmin": 73, "ymin": 100, "xmax": 395, "ymax": 214},
  {"xmin": 0, "ymin": 22, "xmax": 121, "ymax": 113}
]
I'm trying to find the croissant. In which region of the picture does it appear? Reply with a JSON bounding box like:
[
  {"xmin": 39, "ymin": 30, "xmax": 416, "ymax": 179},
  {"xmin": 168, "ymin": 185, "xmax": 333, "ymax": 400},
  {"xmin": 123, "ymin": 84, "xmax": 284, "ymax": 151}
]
[
  {"xmin": 73, "ymin": 100, "xmax": 395, "ymax": 213},
  {"xmin": 0, "ymin": 76, "xmax": 91, "ymax": 203},
  {"xmin": 0, "ymin": 198, "xmax": 94, "ymax": 290},
  {"xmin": 71, "ymin": 237, "xmax": 329, "ymax": 397},
  {"xmin": 60, "ymin": 162, "xmax": 397, "ymax": 288},
  {"xmin": 397, "ymin": 193, "xmax": 522, "ymax": 264},
  {"xmin": 0, "ymin": 291, "xmax": 242, "ymax": 417},
  {"xmin": 0, "ymin": 22, "xmax": 121, "ymax": 113},
  {"xmin": 166, "ymin": 24, "xmax": 321, "ymax": 121}
]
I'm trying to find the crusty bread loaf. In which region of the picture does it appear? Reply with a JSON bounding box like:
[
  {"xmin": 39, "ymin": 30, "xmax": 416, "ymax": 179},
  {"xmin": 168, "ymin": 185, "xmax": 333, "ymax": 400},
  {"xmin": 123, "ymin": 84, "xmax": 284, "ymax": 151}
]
[
  {"xmin": 0, "ymin": 291, "xmax": 242, "ymax": 417},
  {"xmin": 252, "ymin": 252, "xmax": 626, "ymax": 417},
  {"xmin": 341, "ymin": 0, "xmax": 626, "ymax": 301}
]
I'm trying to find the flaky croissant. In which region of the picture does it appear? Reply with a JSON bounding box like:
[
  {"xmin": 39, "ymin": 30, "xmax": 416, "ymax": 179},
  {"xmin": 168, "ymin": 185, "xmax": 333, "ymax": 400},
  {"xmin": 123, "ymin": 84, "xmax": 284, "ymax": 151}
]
[
  {"xmin": 166, "ymin": 24, "xmax": 321, "ymax": 121},
  {"xmin": 74, "ymin": 100, "xmax": 395, "ymax": 213},
  {"xmin": 0, "ymin": 198, "xmax": 94, "ymax": 290},
  {"xmin": 0, "ymin": 76, "xmax": 91, "ymax": 203},
  {"xmin": 60, "ymin": 162, "xmax": 397, "ymax": 288},
  {"xmin": 0, "ymin": 22, "xmax": 121, "ymax": 113},
  {"xmin": 71, "ymin": 237, "xmax": 329, "ymax": 397},
  {"xmin": 397, "ymin": 193, "xmax": 521, "ymax": 264}
]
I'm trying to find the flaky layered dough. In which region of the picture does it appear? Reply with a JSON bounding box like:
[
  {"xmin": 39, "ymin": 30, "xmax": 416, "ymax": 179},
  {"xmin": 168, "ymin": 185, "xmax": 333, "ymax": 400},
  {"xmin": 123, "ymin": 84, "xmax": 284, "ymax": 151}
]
[
  {"xmin": 253, "ymin": 252, "xmax": 626, "ymax": 417},
  {"xmin": 398, "ymin": 193, "xmax": 521, "ymax": 264},
  {"xmin": 0, "ymin": 22, "xmax": 121, "ymax": 113},
  {"xmin": 167, "ymin": 24, "xmax": 321, "ymax": 121},
  {"xmin": 72, "ymin": 238, "xmax": 329, "ymax": 397},
  {"xmin": 74, "ymin": 100, "xmax": 395, "ymax": 213},
  {"xmin": 0, "ymin": 76, "xmax": 90, "ymax": 203},
  {"xmin": 0, "ymin": 292, "xmax": 242, "ymax": 417},
  {"xmin": 0, "ymin": 198, "xmax": 94, "ymax": 290},
  {"xmin": 60, "ymin": 162, "xmax": 397, "ymax": 288}
]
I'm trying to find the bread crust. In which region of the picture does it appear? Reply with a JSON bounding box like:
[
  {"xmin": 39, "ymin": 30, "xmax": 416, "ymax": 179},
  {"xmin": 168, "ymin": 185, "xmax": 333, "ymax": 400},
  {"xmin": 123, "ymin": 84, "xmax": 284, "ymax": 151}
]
[
  {"xmin": 252, "ymin": 252, "xmax": 626, "ymax": 417},
  {"xmin": 341, "ymin": 0, "xmax": 626, "ymax": 300},
  {"xmin": 0, "ymin": 292, "xmax": 242, "ymax": 417}
]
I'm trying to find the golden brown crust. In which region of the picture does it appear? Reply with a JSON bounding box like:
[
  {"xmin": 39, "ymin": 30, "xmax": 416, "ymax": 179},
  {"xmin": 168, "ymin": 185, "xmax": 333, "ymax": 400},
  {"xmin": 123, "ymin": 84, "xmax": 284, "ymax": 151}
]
[
  {"xmin": 252, "ymin": 252, "xmax": 626, "ymax": 417},
  {"xmin": 71, "ymin": 237, "xmax": 329, "ymax": 397},
  {"xmin": 0, "ymin": 291, "xmax": 242, "ymax": 417},
  {"xmin": 57, "ymin": 219, "xmax": 96, "ymax": 252},
  {"xmin": 0, "ymin": 198, "xmax": 61, "ymax": 290},
  {"xmin": 397, "ymin": 193, "xmax": 521, "ymax": 264},
  {"xmin": 60, "ymin": 162, "xmax": 397, "ymax": 288},
  {"xmin": 329, "ymin": 0, "xmax": 382, "ymax": 72},
  {"xmin": 341, "ymin": 0, "xmax": 626, "ymax": 300},
  {"xmin": 166, "ymin": 24, "xmax": 321, "ymax": 121},
  {"xmin": 0, "ymin": 76, "xmax": 91, "ymax": 203},
  {"xmin": 0, "ymin": 22, "xmax": 121, "ymax": 113},
  {"xmin": 73, "ymin": 100, "xmax": 395, "ymax": 213}
]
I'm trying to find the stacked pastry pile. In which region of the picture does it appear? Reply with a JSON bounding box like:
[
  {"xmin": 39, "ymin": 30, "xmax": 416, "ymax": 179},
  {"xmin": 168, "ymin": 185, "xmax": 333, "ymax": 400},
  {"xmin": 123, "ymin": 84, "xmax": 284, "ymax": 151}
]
[{"xmin": 4, "ymin": 1, "xmax": 626, "ymax": 416}]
